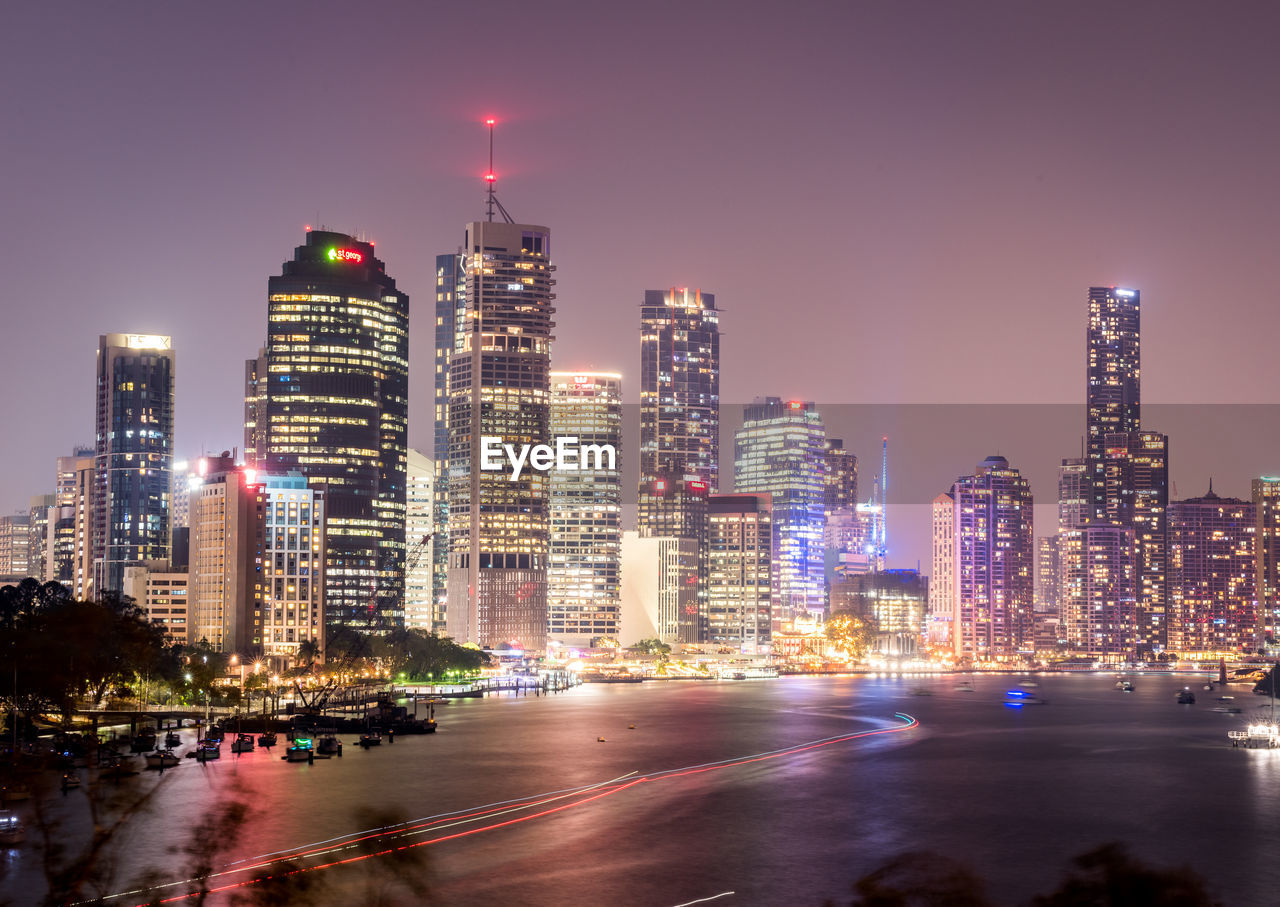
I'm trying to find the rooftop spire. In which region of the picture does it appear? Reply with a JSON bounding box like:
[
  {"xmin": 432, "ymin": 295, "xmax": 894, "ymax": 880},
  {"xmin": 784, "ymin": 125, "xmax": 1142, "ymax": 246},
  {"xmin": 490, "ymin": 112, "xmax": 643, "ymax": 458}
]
[{"xmin": 483, "ymin": 117, "xmax": 515, "ymax": 224}]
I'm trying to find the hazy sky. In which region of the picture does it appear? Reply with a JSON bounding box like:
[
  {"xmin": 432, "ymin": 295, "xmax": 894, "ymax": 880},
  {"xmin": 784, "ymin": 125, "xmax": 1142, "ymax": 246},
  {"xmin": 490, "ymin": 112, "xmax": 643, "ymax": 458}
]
[{"xmin": 3, "ymin": 1, "xmax": 1279, "ymax": 566}]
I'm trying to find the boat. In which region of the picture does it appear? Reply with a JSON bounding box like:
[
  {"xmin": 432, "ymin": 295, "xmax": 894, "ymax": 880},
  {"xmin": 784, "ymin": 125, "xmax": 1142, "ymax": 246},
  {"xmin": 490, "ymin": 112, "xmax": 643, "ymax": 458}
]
[
  {"xmin": 359, "ymin": 731, "xmax": 382, "ymax": 748},
  {"xmin": 130, "ymin": 731, "xmax": 158, "ymax": 753},
  {"xmin": 257, "ymin": 732, "xmax": 277, "ymax": 748},
  {"xmin": 1, "ymin": 784, "xmax": 31, "ymax": 803},
  {"xmin": 1177, "ymin": 688, "xmax": 1196, "ymax": 704},
  {"xmin": 1231, "ymin": 662, "xmax": 1280, "ymax": 747},
  {"xmin": 285, "ymin": 738, "xmax": 313, "ymax": 762},
  {"xmin": 0, "ymin": 810, "xmax": 24, "ymax": 845},
  {"xmin": 1115, "ymin": 680, "xmax": 1135, "ymax": 692},
  {"xmin": 165, "ymin": 731, "xmax": 181, "ymax": 748},
  {"xmin": 196, "ymin": 741, "xmax": 221, "ymax": 761},
  {"xmin": 318, "ymin": 735, "xmax": 342, "ymax": 757},
  {"xmin": 954, "ymin": 681, "xmax": 975, "ymax": 692},
  {"xmin": 145, "ymin": 750, "xmax": 181, "ymax": 769},
  {"xmin": 230, "ymin": 733, "xmax": 255, "ymax": 754},
  {"xmin": 61, "ymin": 772, "xmax": 80, "ymax": 789},
  {"xmin": 1003, "ymin": 689, "xmax": 1048, "ymax": 707},
  {"xmin": 205, "ymin": 726, "xmax": 225, "ymax": 742}
]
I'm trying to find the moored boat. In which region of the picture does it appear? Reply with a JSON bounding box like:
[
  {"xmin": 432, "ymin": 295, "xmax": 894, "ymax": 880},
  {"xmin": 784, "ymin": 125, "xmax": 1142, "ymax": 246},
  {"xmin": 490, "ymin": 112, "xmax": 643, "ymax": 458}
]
[
  {"xmin": 359, "ymin": 731, "xmax": 382, "ymax": 748},
  {"xmin": 257, "ymin": 732, "xmax": 277, "ymax": 748},
  {"xmin": 1177, "ymin": 688, "xmax": 1196, "ymax": 704},
  {"xmin": 196, "ymin": 741, "xmax": 221, "ymax": 761},
  {"xmin": 318, "ymin": 735, "xmax": 343, "ymax": 757},
  {"xmin": 285, "ymin": 738, "xmax": 314, "ymax": 762},
  {"xmin": 0, "ymin": 810, "xmax": 24, "ymax": 845},
  {"xmin": 145, "ymin": 750, "xmax": 181, "ymax": 769},
  {"xmin": 165, "ymin": 731, "xmax": 181, "ymax": 748},
  {"xmin": 230, "ymin": 733, "xmax": 255, "ymax": 754}
]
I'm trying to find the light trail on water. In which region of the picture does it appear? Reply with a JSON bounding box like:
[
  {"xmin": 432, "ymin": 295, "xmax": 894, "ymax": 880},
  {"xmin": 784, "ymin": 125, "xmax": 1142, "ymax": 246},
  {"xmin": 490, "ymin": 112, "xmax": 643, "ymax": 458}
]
[{"xmin": 103, "ymin": 712, "xmax": 918, "ymax": 905}]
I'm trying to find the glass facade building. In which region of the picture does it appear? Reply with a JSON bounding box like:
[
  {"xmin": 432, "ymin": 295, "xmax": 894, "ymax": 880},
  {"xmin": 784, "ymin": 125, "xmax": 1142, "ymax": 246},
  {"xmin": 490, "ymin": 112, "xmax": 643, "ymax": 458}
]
[
  {"xmin": 1086, "ymin": 286, "xmax": 1140, "ymax": 520},
  {"xmin": 94, "ymin": 333, "xmax": 175, "ymax": 594},
  {"xmin": 262, "ymin": 230, "xmax": 408, "ymax": 631},
  {"xmin": 547, "ymin": 372, "xmax": 622, "ymax": 647},
  {"xmin": 445, "ymin": 220, "xmax": 555, "ymax": 651},
  {"xmin": 734, "ymin": 398, "xmax": 826, "ymax": 622}
]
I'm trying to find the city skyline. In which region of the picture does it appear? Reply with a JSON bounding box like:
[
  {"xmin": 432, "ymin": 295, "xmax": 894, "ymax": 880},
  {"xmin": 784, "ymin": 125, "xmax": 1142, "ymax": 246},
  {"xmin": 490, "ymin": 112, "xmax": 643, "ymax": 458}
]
[{"xmin": 5, "ymin": 4, "xmax": 1280, "ymax": 563}]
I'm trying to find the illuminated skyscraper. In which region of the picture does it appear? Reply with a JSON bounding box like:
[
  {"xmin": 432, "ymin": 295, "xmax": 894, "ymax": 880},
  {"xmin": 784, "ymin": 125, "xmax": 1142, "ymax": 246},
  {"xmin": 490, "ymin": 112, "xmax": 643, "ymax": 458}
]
[
  {"xmin": 243, "ymin": 346, "xmax": 268, "ymax": 467},
  {"xmin": 404, "ymin": 449, "xmax": 436, "ymax": 632},
  {"xmin": 1086, "ymin": 286, "xmax": 1140, "ymax": 519},
  {"xmin": 1058, "ymin": 456, "xmax": 1089, "ymax": 531},
  {"xmin": 949, "ymin": 456, "xmax": 1034, "ymax": 662},
  {"xmin": 94, "ymin": 333, "xmax": 175, "ymax": 594},
  {"xmin": 548, "ymin": 372, "xmax": 622, "ymax": 648},
  {"xmin": 706, "ymin": 493, "xmax": 772, "ymax": 652},
  {"xmin": 445, "ymin": 220, "xmax": 555, "ymax": 652},
  {"xmin": 831, "ymin": 569, "xmax": 927, "ymax": 656},
  {"xmin": 262, "ymin": 230, "xmax": 408, "ymax": 631},
  {"xmin": 1168, "ymin": 486, "xmax": 1256, "ymax": 655},
  {"xmin": 734, "ymin": 398, "xmax": 827, "ymax": 622},
  {"xmin": 432, "ymin": 252, "xmax": 462, "ymax": 627},
  {"xmin": 1253, "ymin": 477, "xmax": 1280, "ymax": 645},
  {"xmin": 928, "ymin": 492, "xmax": 955, "ymax": 650},
  {"xmin": 822, "ymin": 439, "xmax": 858, "ymax": 517},
  {"xmin": 637, "ymin": 288, "xmax": 720, "ymax": 535},
  {"xmin": 188, "ymin": 458, "xmax": 325, "ymax": 660},
  {"xmin": 1103, "ymin": 430, "xmax": 1169, "ymax": 656},
  {"xmin": 1058, "ymin": 522, "xmax": 1136, "ymax": 660}
]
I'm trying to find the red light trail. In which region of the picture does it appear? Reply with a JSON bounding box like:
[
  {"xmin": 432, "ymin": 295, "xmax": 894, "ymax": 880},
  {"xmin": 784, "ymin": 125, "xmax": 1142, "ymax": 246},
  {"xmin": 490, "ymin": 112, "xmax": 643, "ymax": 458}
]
[{"xmin": 108, "ymin": 714, "xmax": 919, "ymax": 905}]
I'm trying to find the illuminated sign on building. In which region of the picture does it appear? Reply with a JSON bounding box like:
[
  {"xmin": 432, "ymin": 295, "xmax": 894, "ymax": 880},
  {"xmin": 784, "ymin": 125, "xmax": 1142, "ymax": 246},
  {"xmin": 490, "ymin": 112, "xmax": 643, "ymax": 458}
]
[
  {"xmin": 327, "ymin": 248, "xmax": 364, "ymax": 264},
  {"xmin": 125, "ymin": 334, "xmax": 172, "ymax": 350}
]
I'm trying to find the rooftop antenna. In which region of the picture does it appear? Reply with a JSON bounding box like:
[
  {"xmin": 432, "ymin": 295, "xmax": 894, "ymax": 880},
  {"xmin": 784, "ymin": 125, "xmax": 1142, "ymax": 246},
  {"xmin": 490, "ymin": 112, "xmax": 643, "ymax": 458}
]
[{"xmin": 484, "ymin": 117, "xmax": 515, "ymax": 224}]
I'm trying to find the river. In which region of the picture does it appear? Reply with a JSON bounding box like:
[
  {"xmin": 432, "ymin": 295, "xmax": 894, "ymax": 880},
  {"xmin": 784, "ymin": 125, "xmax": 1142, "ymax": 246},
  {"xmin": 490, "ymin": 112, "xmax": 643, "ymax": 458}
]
[{"xmin": 3, "ymin": 673, "xmax": 1275, "ymax": 905}]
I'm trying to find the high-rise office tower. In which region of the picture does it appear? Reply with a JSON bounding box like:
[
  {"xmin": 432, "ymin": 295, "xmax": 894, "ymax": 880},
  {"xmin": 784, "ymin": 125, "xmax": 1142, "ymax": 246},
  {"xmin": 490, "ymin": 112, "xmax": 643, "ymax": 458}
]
[
  {"xmin": 188, "ymin": 456, "xmax": 325, "ymax": 661},
  {"xmin": 28, "ymin": 495, "xmax": 53, "ymax": 582},
  {"xmin": 928, "ymin": 492, "xmax": 955, "ymax": 649},
  {"xmin": 706, "ymin": 493, "xmax": 772, "ymax": 652},
  {"xmin": 432, "ymin": 253, "xmax": 463, "ymax": 629},
  {"xmin": 734, "ymin": 398, "xmax": 827, "ymax": 622},
  {"xmin": 949, "ymin": 456, "xmax": 1034, "ymax": 662},
  {"xmin": 1103, "ymin": 430, "xmax": 1169, "ymax": 656},
  {"xmin": 1253, "ymin": 477, "xmax": 1280, "ymax": 644},
  {"xmin": 73, "ymin": 454, "xmax": 95, "ymax": 597},
  {"xmin": 1058, "ymin": 456, "xmax": 1090, "ymax": 531},
  {"xmin": 620, "ymin": 531, "xmax": 698, "ymax": 646},
  {"xmin": 822, "ymin": 439, "xmax": 858, "ymax": 517},
  {"xmin": 94, "ymin": 333, "xmax": 175, "ymax": 594},
  {"xmin": 243, "ymin": 347, "xmax": 268, "ymax": 467},
  {"xmin": 260, "ymin": 472, "xmax": 326, "ymax": 661},
  {"xmin": 1058, "ymin": 522, "xmax": 1137, "ymax": 659},
  {"xmin": 547, "ymin": 372, "xmax": 622, "ymax": 648},
  {"xmin": 1168, "ymin": 486, "xmax": 1256, "ymax": 655},
  {"xmin": 1086, "ymin": 286, "xmax": 1141, "ymax": 520},
  {"xmin": 637, "ymin": 288, "xmax": 720, "ymax": 534},
  {"xmin": 47, "ymin": 447, "xmax": 94, "ymax": 586},
  {"xmin": 261, "ymin": 230, "xmax": 408, "ymax": 632},
  {"xmin": 1036, "ymin": 536, "xmax": 1060, "ymax": 614},
  {"xmin": 404, "ymin": 449, "xmax": 436, "ymax": 632},
  {"xmin": 189, "ymin": 457, "xmax": 263, "ymax": 653},
  {"xmin": 0, "ymin": 513, "xmax": 31, "ymax": 581},
  {"xmin": 445, "ymin": 220, "xmax": 555, "ymax": 652}
]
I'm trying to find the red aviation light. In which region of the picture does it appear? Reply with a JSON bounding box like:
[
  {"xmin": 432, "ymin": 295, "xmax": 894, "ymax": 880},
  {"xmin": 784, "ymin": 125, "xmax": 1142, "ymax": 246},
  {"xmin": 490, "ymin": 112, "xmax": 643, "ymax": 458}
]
[
  {"xmin": 485, "ymin": 117, "xmax": 496, "ymax": 126},
  {"xmin": 484, "ymin": 172, "xmax": 497, "ymax": 182}
]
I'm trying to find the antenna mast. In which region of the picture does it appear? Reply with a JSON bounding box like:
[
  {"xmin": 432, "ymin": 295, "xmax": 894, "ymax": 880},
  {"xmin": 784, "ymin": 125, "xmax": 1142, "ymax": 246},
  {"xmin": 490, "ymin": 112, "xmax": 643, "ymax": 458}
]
[{"xmin": 483, "ymin": 117, "xmax": 515, "ymax": 224}]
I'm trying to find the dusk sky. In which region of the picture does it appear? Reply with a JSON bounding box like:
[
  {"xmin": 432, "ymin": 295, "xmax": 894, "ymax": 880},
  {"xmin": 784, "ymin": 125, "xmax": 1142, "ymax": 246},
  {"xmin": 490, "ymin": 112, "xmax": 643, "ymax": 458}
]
[{"xmin": 3, "ymin": 1, "xmax": 1279, "ymax": 565}]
